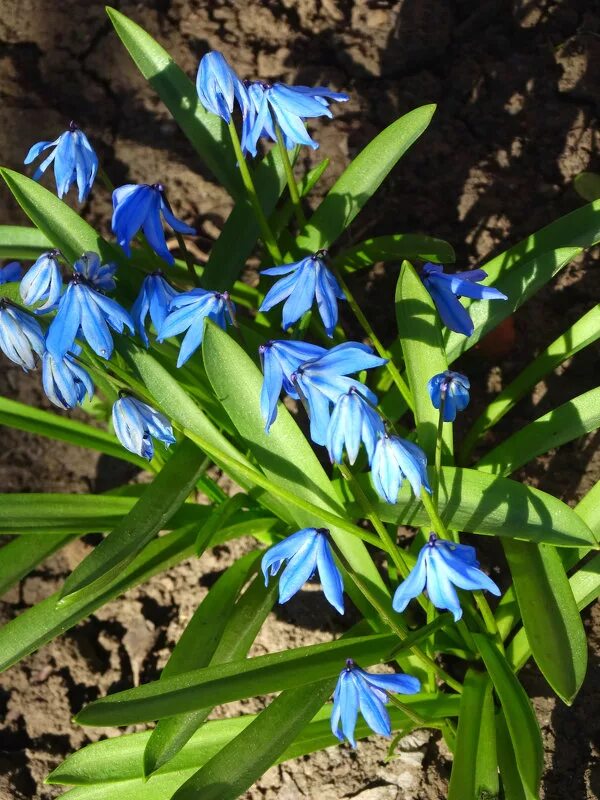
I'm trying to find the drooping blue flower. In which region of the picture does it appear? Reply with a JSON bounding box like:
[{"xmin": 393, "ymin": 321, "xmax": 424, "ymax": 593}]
[
  {"xmin": 242, "ymin": 80, "xmax": 348, "ymax": 156},
  {"xmin": 45, "ymin": 270, "xmax": 134, "ymax": 360},
  {"xmin": 196, "ymin": 51, "xmax": 249, "ymax": 123},
  {"xmin": 393, "ymin": 533, "xmax": 501, "ymax": 621},
  {"xmin": 74, "ymin": 251, "xmax": 117, "ymax": 292},
  {"xmin": 131, "ymin": 271, "xmax": 179, "ymax": 347},
  {"xmin": 24, "ymin": 122, "xmax": 98, "ymax": 203},
  {"xmin": 112, "ymin": 395, "xmax": 176, "ymax": 460},
  {"xmin": 261, "ymin": 527, "xmax": 344, "ymax": 614},
  {"xmin": 428, "ymin": 370, "xmax": 470, "ymax": 422},
  {"xmin": 0, "ymin": 262, "xmax": 23, "ymax": 284},
  {"xmin": 157, "ymin": 289, "xmax": 234, "ymax": 367},
  {"xmin": 260, "ymin": 251, "xmax": 345, "ymax": 337},
  {"xmin": 331, "ymin": 659, "xmax": 421, "ymax": 747},
  {"xmin": 42, "ymin": 346, "xmax": 94, "ymax": 410},
  {"xmin": 327, "ymin": 388, "xmax": 384, "ymax": 466},
  {"xmin": 0, "ymin": 300, "xmax": 44, "ymax": 370},
  {"xmin": 291, "ymin": 343, "xmax": 387, "ymax": 445},
  {"xmin": 371, "ymin": 434, "xmax": 431, "ymax": 503},
  {"xmin": 112, "ymin": 183, "xmax": 196, "ymax": 265},
  {"xmin": 259, "ymin": 338, "xmax": 327, "ymax": 431},
  {"xmin": 19, "ymin": 250, "xmax": 63, "ymax": 312},
  {"xmin": 421, "ymin": 263, "xmax": 507, "ymax": 337}
]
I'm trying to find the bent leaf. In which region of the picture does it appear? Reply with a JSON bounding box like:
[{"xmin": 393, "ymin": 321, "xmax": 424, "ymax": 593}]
[
  {"xmin": 335, "ymin": 233, "xmax": 455, "ymax": 272},
  {"xmin": 0, "ymin": 225, "xmax": 52, "ymax": 259}
]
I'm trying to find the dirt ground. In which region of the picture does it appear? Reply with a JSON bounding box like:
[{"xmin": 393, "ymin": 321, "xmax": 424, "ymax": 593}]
[{"xmin": 0, "ymin": 0, "xmax": 599, "ymax": 798}]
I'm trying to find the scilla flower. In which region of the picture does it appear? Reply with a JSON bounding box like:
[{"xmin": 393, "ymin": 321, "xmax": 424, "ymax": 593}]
[
  {"xmin": 327, "ymin": 388, "xmax": 384, "ymax": 466},
  {"xmin": 42, "ymin": 347, "xmax": 94, "ymax": 410},
  {"xmin": 46, "ymin": 267, "xmax": 134, "ymax": 360},
  {"xmin": 428, "ymin": 370, "xmax": 470, "ymax": 422},
  {"xmin": 20, "ymin": 250, "xmax": 63, "ymax": 312},
  {"xmin": 259, "ymin": 251, "xmax": 345, "ymax": 337},
  {"xmin": 393, "ymin": 534, "xmax": 501, "ymax": 621},
  {"xmin": 331, "ymin": 659, "xmax": 421, "ymax": 747},
  {"xmin": 262, "ymin": 527, "xmax": 344, "ymax": 614},
  {"xmin": 132, "ymin": 271, "xmax": 178, "ymax": 347},
  {"xmin": 74, "ymin": 252, "xmax": 117, "ymax": 292},
  {"xmin": 24, "ymin": 122, "xmax": 98, "ymax": 202},
  {"xmin": 196, "ymin": 51, "xmax": 249, "ymax": 122},
  {"xmin": 421, "ymin": 263, "xmax": 507, "ymax": 336},
  {"xmin": 242, "ymin": 80, "xmax": 348, "ymax": 156},
  {"xmin": 371, "ymin": 434, "xmax": 431, "ymax": 503},
  {"xmin": 0, "ymin": 300, "xmax": 44, "ymax": 370},
  {"xmin": 0, "ymin": 262, "xmax": 23, "ymax": 284},
  {"xmin": 259, "ymin": 339, "xmax": 326, "ymax": 431},
  {"xmin": 112, "ymin": 395, "xmax": 176, "ymax": 460},
  {"xmin": 112, "ymin": 183, "xmax": 196, "ymax": 265},
  {"xmin": 158, "ymin": 289, "xmax": 234, "ymax": 367}
]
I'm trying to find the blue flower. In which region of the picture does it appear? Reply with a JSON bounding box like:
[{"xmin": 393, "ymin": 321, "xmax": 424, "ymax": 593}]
[
  {"xmin": 0, "ymin": 300, "xmax": 44, "ymax": 370},
  {"xmin": 371, "ymin": 434, "xmax": 431, "ymax": 503},
  {"xmin": 45, "ymin": 270, "xmax": 134, "ymax": 360},
  {"xmin": 74, "ymin": 252, "xmax": 117, "ymax": 292},
  {"xmin": 24, "ymin": 122, "xmax": 98, "ymax": 203},
  {"xmin": 428, "ymin": 370, "xmax": 470, "ymax": 422},
  {"xmin": 261, "ymin": 527, "xmax": 344, "ymax": 614},
  {"xmin": 260, "ymin": 251, "xmax": 345, "ymax": 337},
  {"xmin": 242, "ymin": 81, "xmax": 348, "ymax": 156},
  {"xmin": 157, "ymin": 289, "xmax": 234, "ymax": 367},
  {"xmin": 327, "ymin": 388, "xmax": 384, "ymax": 466},
  {"xmin": 259, "ymin": 339, "xmax": 327, "ymax": 431},
  {"xmin": 393, "ymin": 533, "xmax": 501, "ymax": 621},
  {"xmin": 331, "ymin": 659, "xmax": 421, "ymax": 747},
  {"xmin": 0, "ymin": 262, "xmax": 23, "ymax": 284},
  {"xmin": 196, "ymin": 51, "xmax": 249, "ymax": 123},
  {"xmin": 421, "ymin": 263, "xmax": 507, "ymax": 336},
  {"xmin": 112, "ymin": 183, "xmax": 196, "ymax": 265},
  {"xmin": 291, "ymin": 343, "xmax": 387, "ymax": 445},
  {"xmin": 19, "ymin": 250, "xmax": 63, "ymax": 312},
  {"xmin": 112, "ymin": 395, "xmax": 176, "ymax": 460},
  {"xmin": 132, "ymin": 271, "xmax": 178, "ymax": 347},
  {"xmin": 42, "ymin": 347, "xmax": 94, "ymax": 410}
]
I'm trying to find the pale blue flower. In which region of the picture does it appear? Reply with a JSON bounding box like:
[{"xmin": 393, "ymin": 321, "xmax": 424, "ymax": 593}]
[
  {"xmin": 112, "ymin": 395, "xmax": 176, "ymax": 460},
  {"xmin": 42, "ymin": 346, "xmax": 94, "ymax": 410},
  {"xmin": 331, "ymin": 659, "xmax": 421, "ymax": 747},
  {"xmin": 131, "ymin": 271, "xmax": 178, "ymax": 347},
  {"xmin": 428, "ymin": 370, "xmax": 470, "ymax": 422},
  {"xmin": 327, "ymin": 388, "xmax": 384, "ymax": 465},
  {"xmin": 0, "ymin": 262, "xmax": 23, "ymax": 284},
  {"xmin": 393, "ymin": 534, "xmax": 501, "ymax": 621},
  {"xmin": 20, "ymin": 250, "xmax": 63, "ymax": 312},
  {"xmin": 24, "ymin": 122, "xmax": 98, "ymax": 202},
  {"xmin": 262, "ymin": 527, "xmax": 344, "ymax": 614},
  {"xmin": 196, "ymin": 51, "xmax": 249, "ymax": 122},
  {"xmin": 371, "ymin": 435, "xmax": 431, "ymax": 503},
  {"xmin": 0, "ymin": 300, "xmax": 44, "ymax": 370}
]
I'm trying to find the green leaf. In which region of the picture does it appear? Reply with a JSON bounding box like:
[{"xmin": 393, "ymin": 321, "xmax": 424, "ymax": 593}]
[
  {"xmin": 502, "ymin": 540, "xmax": 587, "ymax": 704},
  {"xmin": 461, "ymin": 304, "xmax": 600, "ymax": 461},
  {"xmin": 106, "ymin": 7, "xmax": 241, "ymax": 197},
  {"xmin": 335, "ymin": 233, "xmax": 455, "ymax": 273},
  {"xmin": 293, "ymin": 105, "xmax": 436, "ymax": 254},
  {"xmin": 574, "ymin": 172, "xmax": 600, "ymax": 202},
  {"xmin": 448, "ymin": 669, "xmax": 498, "ymax": 800},
  {"xmin": 477, "ymin": 387, "xmax": 600, "ymax": 478},
  {"xmin": 0, "ymin": 534, "xmax": 73, "ymax": 597},
  {"xmin": 496, "ymin": 709, "xmax": 532, "ymax": 800},
  {"xmin": 60, "ymin": 440, "xmax": 208, "ymax": 599},
  {"xmin": 0, "ymin": 225, "xmax": 52, "ymax": 259},
  {"xmin": 395, "ymin": 260, "xmax": 450, "ymax": 459},
  {"xmin": 0, "ymin": 396, "xmax": 147, "ymax": 468},
  {"xmin": 74, "ymin": 632, "xmax": 397, "ymax": 727},
  {"xmin": 474, "ymin": 634, "xmax": 543, "ymax": 799}
]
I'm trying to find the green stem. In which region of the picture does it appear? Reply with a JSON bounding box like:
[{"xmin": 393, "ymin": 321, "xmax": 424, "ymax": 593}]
[
  {"xmin": 386, "ymin": 693, "xmax": 428, "ymax": 727},
  {"xmin": 227, "ymin": 120, "xmax": 282, "ymax": 263},
  {"xmin": 275, "ymin": 126, "xmax": 306, "ymax": 227},
  {"xmin": 434, "ymin": 395, "xmax": 446, "ymax": 509},
  {"xmin": 173, "ymin": 230, "xmax": 199, "ymax": 287},
  {"xmin": 420, "ymin": 487, "xmax": 449, "ymax": 540},
  {"xmin": 473, "ymin": 590, "xmax": 504, "ymax": 649},
  {"xmin": 97, "ymin": 166, "xmax": 115, "ymax": 193},
  {"xmin": 332, "ymin": 266, "xmax": 414, "ymax": 412}
]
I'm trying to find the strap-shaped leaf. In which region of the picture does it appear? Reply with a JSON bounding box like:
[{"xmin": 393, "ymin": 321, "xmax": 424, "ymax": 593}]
[
  {"xmin": 0, "ymin": 534, "xmax": 73, "ymax": 597},
  {"xmin": 496, "ymin": 709, "xmax": 532, "ymax": 800},
  {"xmin": 448, "ymin": 669, "xmax": 498, "ymax": 800},
  {"xmin": 106, "ymin": 7, "xmax": 241, "ymax": 197},
  {"xmin": 0, "ymin": 225, "xmax": 52, "ymax": 259},
  {"xmin": 474, "ymin": 634, "xmax": 543, "ymax": 799},
  {"xmin": 334, "ymin": 233, "xmax": 455, "ymax": 273}
]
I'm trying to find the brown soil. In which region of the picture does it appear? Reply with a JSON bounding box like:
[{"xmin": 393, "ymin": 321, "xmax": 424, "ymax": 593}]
[{"xmin": 0, "ymin": 1, "xmax": 599, "ymax": 798}]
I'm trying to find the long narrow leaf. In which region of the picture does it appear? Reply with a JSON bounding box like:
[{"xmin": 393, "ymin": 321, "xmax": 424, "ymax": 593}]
[
  {"xmin": 0, "ymin": 225, "xmax": 52, "ymax": 259},
  {"xmin": 335, "ymin": 233, "xmax": 455, "ymax": 272},
  {"xmin": 0, "ymin": 534, "xmax": 73, "ymax": 597}
]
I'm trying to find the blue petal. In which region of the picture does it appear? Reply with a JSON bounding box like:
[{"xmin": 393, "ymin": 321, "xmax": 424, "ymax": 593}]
[
  {"xmin": 280, "ymin": 261, "xmax": 317, "ymax": 329},
  {"xmin": 0, "ymin": 261, "xmax": 23, "ymax": 283},
  {"xmin": 261, "ymin": 529, "xmax": 314, "ymax": 585},
  {"xmin": 435, "ymin": 541, "xmax": 501, "ymax": 596},
  {"xmin": 143, "ymin": 194, "xmax": 173, "ymax": 264},
  {"xmin": 315, "ymin": 533, "xmax": 344, "ymax": 614},
  {"xmin": 277, "ymin": 533, "xmax": 319, "ymax": 603},
  {"xmin": 361, "ymin": 670, "xmax": 421, "ymax": 696},
  {"xmin": 353, "ymin": 672, "xmax": 391, "ymax": 737},
  {"xmin": 160, "ymin": 199, "xmax": 196, "ymax": 236},
  {"xmin": 426, "ymin": 281, "xmax": 474, "ymax": 336},
  {"xmin": 53, "ymin": 132, "xmax": 77, "ymax": 198},
  {"xmin": 46, "ymin": 285, "xmax": 81, "ymax": 357},
  {"xmin": 259, "ymin": 271, "xmax": 301, "ymax": 313},
  {"xmin": 426, "ymin": 549, "xmax": 463, "ymax": 620},
  {"xmin": 24, "ymin": 139, "xmax": 57, "ymax": 164},
  {"xmin": 392, "ymin": 546, "xmax": 429, "ymax": 612},
  {"xmin": 338, "ymin": 671, "xmax": 359, "ymax": 747},
  {"xmin": 260, "ymin": 347, "xmax": 284, "ymax": 431}
]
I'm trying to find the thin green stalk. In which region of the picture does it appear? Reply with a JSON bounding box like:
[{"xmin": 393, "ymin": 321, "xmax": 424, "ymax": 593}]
[
  {"xmin": 420, "ymin": 487, "xmax": 450, "ymax": 540},
  {"xmin": 275, "ymin": 126, "xmax": 306, "ymax": 227},
  {"xmin": 386, "ymin": 693, "xmax": 429, "ymax": 727},
  {"xmin": 97, "ymin": 166, "xmax": 115, "ymax": 193},
  {"xmin": 433, "ymin": 395, "xmax": 446, "ymax": 509},
  {"xmin": 173, "ymin": 230, "xmax": 199, "ymax": 287},
  {"xmin": 332, "ymin": 266, "xmax": 414, "ymax": 412},
  {"xmin": 227, "ymin": 120, "xmax": 282, "ymax": 263},
  {"xmin": 473, "ymin": 589, "xmax": 504, "ymax": 649}
]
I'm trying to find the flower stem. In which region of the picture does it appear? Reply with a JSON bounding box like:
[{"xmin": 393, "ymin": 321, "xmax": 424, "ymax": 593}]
[
  {"xmin": 227, "ymin": 120, "xmax": 283, "ymax": 263},
  {"xmin": 420, "ymin": 487, "xmax": 449, "ymax": 540},
  {"xmin": 275, "ymin": 126, "xmax": 306, "ymax": 227},
  {"xmin": 434, "ymin": 394, "xmax": 446, "ymax": 510},
  {"xmin": 332, "ymin": 266, "xmax": 414, "ymax": 412},
  {"xmin": 97, "ymin": 166, "xmax": 115, "ymax": 193},
  {"xmin": 473, "ymin": 590, "xmax": 504, "ymax": 650}
]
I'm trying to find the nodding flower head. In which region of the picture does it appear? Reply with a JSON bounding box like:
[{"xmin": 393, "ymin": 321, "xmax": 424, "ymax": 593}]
[
  {"xmin": 196, "ymin": 51, "xmax": 249, "ymax": 123},
  {"xmin": 112, "ymin": 395, "xmax": 176, "ymax": 460},
  {"xmin": 19, "ymin": 251, "xmax": 63, "ymax": 313},
  {"xmin": 0, "ymin": 261, "xmax": 23, "ymax": 285},
  {"xmin": 371, "ymin": 434, "xmax": 431, "ymax": 504},
  {"xmin": 131, "ymin": 271, "xmax": 179, "ymax": 348},
  {"xmin": 24, "ymin": 125, "xmax": 98, "ymax": 203},
  {"xmin": 0, "ymin": 300, "xmax": 44, "ymax": 371},
  {"xmin": 427, "ymin": 370, "xmax": 470, "ymax": 422}
]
